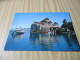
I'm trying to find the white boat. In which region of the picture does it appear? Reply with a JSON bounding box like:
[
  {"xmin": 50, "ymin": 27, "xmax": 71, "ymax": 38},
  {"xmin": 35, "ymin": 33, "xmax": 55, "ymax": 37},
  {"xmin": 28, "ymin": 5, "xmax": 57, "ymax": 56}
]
[{"xmin": 13, "ymin": 27, "xmax": 25, "ymax": 34}]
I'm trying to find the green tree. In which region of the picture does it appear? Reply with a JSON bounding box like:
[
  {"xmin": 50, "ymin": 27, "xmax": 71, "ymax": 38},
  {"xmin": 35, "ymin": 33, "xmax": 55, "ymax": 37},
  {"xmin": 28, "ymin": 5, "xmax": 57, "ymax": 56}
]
[
  {"xmin": 67, "ymin": 22, "xmax": 74, "ymax": 31},
  {"xmin": 63, "ymin": 19, "xmax": 67, "ymax": 24},
  {"xmin": 61, "ymin": 19, "xmax": 74, "ymax": 32},
  {"xmin": 61, "ymin": 19, "xmax": 67, "ymax": 28}
]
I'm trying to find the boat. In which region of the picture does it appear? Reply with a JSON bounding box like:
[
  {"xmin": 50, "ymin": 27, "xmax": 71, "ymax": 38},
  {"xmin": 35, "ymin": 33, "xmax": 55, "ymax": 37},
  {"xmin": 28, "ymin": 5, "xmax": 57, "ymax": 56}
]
[{"xmin": 13, "ymin": 27, "xmax": 25, "ymax": 34}]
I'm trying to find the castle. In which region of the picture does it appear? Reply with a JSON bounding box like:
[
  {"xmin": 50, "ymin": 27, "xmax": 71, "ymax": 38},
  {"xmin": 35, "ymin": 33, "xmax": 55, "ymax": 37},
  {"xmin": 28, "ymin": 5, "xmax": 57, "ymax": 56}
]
[{"xmin": 31, "ymin": 18, "xmax": 59, "ymax": 33}]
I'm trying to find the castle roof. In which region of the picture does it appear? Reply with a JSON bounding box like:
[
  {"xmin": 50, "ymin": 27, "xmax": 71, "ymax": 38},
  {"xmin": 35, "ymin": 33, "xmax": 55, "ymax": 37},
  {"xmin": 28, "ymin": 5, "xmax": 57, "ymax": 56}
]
[
  {"xmin": 53, "ymin": 22, "xmax": 59, "ymax": 26},
  {"xmin": 41, "ymin": 18, "xmax": 49, "ymax": 22},
  {"xmin": 54, "ymin": 22, "xmax": 58, "ymax": 24},
  {"xmin": 48, "ymin": 21, "xmax": 52, "ymax": 23}
]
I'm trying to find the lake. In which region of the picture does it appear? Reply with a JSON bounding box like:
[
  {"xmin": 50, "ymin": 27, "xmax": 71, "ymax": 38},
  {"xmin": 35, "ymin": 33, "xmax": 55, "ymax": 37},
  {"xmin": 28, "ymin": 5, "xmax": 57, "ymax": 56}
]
[{"xmin": 4, "ymin": 29, "xmax": 80, "ymax": 51}]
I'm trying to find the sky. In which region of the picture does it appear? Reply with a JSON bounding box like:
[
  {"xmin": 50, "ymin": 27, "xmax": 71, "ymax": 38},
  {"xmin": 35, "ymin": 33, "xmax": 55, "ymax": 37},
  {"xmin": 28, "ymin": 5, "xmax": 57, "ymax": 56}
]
[{"xmin": 11, "ymin": 12, "xmax": 71, "ymax": 29}]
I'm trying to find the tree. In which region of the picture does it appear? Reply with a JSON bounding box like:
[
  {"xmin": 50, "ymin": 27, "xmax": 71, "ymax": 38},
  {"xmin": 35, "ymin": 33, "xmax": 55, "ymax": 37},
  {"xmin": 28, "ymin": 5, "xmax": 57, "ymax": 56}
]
[
  {"xmin": 61, "ymin": 19, "xmax": 67, "ymax": 28},
  {"xmin": 61, "ymin": 19, "xmax": 74, "ymax": 32},
  {"xmin": 63, "ymin": 19, "xmax": 67, "ymax": 24},
  {"xmin": 67, "ymin": 22, "xmax": 74, "ymax": 31}
]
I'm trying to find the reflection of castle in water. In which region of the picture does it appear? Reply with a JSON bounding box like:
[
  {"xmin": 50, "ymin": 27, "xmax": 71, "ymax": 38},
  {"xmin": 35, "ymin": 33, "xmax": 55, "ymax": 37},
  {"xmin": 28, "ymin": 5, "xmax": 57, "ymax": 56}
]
[
  {"xmin": 30, "ymin": 32, "xmax": 60, "ymax": 50},
  {"xmin": 12, "ymin": 32, "xmax": 24, "ymax": 40}
]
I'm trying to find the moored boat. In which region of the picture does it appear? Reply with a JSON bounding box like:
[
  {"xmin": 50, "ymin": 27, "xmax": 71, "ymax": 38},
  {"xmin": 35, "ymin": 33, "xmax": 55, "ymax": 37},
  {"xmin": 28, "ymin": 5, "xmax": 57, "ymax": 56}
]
[{"xmin": 13, "ymin": 27, "xmax": 25, "ymax": 34}]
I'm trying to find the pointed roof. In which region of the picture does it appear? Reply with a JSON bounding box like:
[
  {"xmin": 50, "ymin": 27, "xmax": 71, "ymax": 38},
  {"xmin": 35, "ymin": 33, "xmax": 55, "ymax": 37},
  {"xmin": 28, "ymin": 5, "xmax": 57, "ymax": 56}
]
[
  {"xmin": 53, "ymin": 22, "xmax": 59, "ymax": 26},
  {"xmin": 41, "ymin": 18, "xmax": 49, "ymax": 22},
  {"xmin": 54, "ymin": 22, "xmax": 58, "ymax": 24},
  {"xmin": 48, "ymin": 21, "xmax": 52, "ymax": 23}
]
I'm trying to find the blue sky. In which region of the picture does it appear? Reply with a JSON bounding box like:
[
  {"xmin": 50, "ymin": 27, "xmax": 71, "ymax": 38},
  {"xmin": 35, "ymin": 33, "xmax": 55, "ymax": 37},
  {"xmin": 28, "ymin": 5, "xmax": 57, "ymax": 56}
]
[{"xmin": 11, "ymin": 12, "xmax": 71, "ymax": 29}]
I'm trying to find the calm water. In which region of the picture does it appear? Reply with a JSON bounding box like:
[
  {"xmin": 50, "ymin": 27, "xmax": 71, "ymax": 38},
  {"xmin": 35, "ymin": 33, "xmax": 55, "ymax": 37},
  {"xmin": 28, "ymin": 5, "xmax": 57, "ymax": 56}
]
[{"xmin": 4, "ymin": 29, "xmax": 80, "ymax": 51}]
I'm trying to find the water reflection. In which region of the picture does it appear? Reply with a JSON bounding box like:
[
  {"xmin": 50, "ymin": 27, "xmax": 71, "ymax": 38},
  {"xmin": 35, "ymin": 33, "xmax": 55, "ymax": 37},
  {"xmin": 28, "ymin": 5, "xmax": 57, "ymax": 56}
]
[
  {"xmin": 29, "ymin": 32, "xmax": 80, "ymax": 51},
  {"xmin": 29, "ymin": 33, "xmax": 39, "ymax": 44},
  {"xmin": 6, "ymin": 30, "xmax": 80, "ymax": 51},
  {"xmin": 62, "ymin": 33, "xmax": 80, "ymax": 50},
  {"xmin": 30, "ymin": 32, "xmax": 61, "ymax": 50},
  {"xmin": 12, "ymin": 32, "xmax": 24, "ymax": 40}
]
